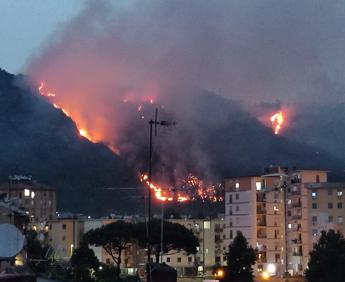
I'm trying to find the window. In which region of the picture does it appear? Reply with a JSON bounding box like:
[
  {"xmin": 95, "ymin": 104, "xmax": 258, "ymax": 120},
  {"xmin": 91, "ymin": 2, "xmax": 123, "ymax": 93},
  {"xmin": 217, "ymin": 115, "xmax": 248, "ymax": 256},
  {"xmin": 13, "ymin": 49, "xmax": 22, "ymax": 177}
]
[
  {"xmin": 106, "ymin": 258, "xmax": 110, "ymax": 265},
  {"xmin": 338, "ymin": 202, "xmax": 343, "ymax": 209},
  {"xmin": 62, "ymin": 236, "xmax": 66, "ymax": 241},
  {"xmin": 235, "ymin": 194, "xmax": 239, "ymax": 200},
  {"xmin": 177, "ymin": 257, "xmax": 181, "ymax": 263},
  {"xmin": 188, "ymin": 257, "xmax": 192, "ymax": 263},
  {"xmin": 316, "ymin": 175, "xmax": 320, "ymax": 183},
  {"xmin": 328, "ymin": 189, "xmax": 333, "ymax": 196},
  {"xmin": 230, "ymin": 230, "xmax": 233, "ymax": 239},
  {"xmin": 235, "ymin": 182, "xmax": 239, "ymax": 189},
  {"xmin": 328, "ymin": 216, "xmax": 333, "ymax": 223},
  {"xmin": 24, "ymin": 189, "xmax": 30, "ymax": 197},
  {"xmin": 166, "ymin": 257, "xmax": 170, "ymax": 262},
  {"xmin": 328, "ymin": 203, "xmax": 333, "ymax": 209},
  {"xmin": 338, "ymin": 190, "xmax": 343, "ymax": 198},
  {"xmin": 230, "ymin": 221, "xmax": 233, "ymax": 227},
  {"xmin": 338, "ymin": 216, "xmax": 343, "ymax": 224},
  {"xmin": 215, "ymin": 256, "xmax": 221, "ymax": 263},
  {"xmin": 312, "ymin": 216, "xmax": 318, "ymax": 225},
  {"xmin": 311, "ymin": 192, "xmax": 317, "ymax": 199},
  {"xmin": 62, "ymin": 224, "xmax": 66, "ymax": 230},
  {"xmin": 236, "ymin": 205, "xmax": 239, "ymax": 212},
  {"xmin": 256, "ymin": 182, "xmax": 262, "ymax": 191},
  {"xmin": 312, "ymin": 203, "xmax": 317, "ymax": 209},
  {"xmin": 288, "ymin": 223, "xmax": 292, "ymax": 229},
  {"xmin": 229, "ymin": 194, "xmax": 232, "ymax": 203}
]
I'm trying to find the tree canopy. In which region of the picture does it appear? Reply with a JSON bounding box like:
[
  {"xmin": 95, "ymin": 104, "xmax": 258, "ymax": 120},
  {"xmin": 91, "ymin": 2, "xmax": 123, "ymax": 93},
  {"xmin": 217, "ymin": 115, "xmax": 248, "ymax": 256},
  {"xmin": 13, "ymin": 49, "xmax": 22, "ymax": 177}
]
[
  {"xmin": 84, "ymin": 221, "xmax": 135, "ymax": 278},
  {"xmin": 135, "ymin": 219, "xmax": 199, "ymax": 263},
  {"xmin": 305, "ymin": 229, "xmax": 345, "ymax": 282},
  {"xmin": 70, "ymin": 243, "xmax": 99, "ymax": 282},
  {"xmin": 225, "ymin": 231, "xmax": 256, "ymax": 282}
]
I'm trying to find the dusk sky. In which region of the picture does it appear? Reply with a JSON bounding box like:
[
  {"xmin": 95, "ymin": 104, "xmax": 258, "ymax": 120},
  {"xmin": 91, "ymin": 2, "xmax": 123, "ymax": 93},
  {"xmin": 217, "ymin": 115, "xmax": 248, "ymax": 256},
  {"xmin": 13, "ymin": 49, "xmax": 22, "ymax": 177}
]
[{"xmin": 0, "ymin": 0, "xmax": 84, "ymax": 73}]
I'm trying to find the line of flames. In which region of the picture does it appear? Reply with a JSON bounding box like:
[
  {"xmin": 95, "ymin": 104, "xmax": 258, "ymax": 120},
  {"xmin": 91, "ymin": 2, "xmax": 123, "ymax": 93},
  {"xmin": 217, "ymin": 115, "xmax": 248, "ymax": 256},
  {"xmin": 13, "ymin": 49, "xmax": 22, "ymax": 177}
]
[{"xmin": 140, "ymin": 174, "xmax": 189, "ymax": 202}]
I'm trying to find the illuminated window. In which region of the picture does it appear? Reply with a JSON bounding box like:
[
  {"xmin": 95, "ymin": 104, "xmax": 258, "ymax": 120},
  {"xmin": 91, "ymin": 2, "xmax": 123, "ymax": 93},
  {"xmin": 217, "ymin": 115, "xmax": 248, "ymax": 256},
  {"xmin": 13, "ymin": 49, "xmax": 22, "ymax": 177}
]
[
  {"xmin": 338, "ymin": 191, "xmax": 343, "ymax": 197},
  {"xmin": 235, "ymin": 182, "xmax": 239, "ymax": 189},
  {"xmin": 288, "ymin": 224, "xmax": 292, "ymax": 229},
  {"xmin": 31, "ymin": 191, "xmax": 35, "ymax": 199},
  {"xmin": 24, "ymin": 189, "xmax": 30, "ymax": 197},
  {"xmin": 203, "ymin": 221, "xmax": 210, "ymax": 229},
  {"xmin": 256, "ymin": 182, "xmax": 262, "ymax": 191},
  {"xmin": 311, "ymin": 192, "xmax": 317, "ymax": 199}
]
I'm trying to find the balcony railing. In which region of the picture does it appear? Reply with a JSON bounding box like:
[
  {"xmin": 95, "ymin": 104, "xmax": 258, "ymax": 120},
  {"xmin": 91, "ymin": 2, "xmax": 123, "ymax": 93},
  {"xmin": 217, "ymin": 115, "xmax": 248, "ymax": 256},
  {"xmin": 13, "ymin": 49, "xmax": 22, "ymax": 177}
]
[
  {"xmin": 257, "ymin": 221, "xmax": 267, "ymax": 227},
  {"xmin": 257, "ymin": 207, "xmax": 266, "ymax": 214}
]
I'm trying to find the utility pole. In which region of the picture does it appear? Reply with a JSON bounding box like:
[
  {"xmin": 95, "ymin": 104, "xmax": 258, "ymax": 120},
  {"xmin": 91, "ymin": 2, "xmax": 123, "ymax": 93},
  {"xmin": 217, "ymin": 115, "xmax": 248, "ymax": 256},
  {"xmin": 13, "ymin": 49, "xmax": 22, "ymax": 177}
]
[{"xmin": 147, "ymin": 108, "xmax": 175, "ymax": 282}]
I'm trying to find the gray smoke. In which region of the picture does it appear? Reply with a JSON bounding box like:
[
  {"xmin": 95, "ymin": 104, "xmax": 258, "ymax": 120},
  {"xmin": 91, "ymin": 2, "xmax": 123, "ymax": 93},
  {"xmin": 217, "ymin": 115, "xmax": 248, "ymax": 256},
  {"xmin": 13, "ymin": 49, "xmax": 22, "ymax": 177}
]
[{"xmin": 24, "ymin": 0, "xmax": 345, "ymax": 182}]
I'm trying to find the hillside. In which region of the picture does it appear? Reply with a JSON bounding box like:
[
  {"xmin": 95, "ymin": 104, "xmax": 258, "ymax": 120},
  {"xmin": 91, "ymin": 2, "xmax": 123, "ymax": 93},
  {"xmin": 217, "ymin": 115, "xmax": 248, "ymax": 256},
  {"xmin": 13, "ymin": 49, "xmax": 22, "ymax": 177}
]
[
  {"xmin": 0, "ymin": 69, "xmax": 139, "ymax": 215},
  {"xmin": 1, "ymin": 68, "xmax": 344, "ymax": 216}
]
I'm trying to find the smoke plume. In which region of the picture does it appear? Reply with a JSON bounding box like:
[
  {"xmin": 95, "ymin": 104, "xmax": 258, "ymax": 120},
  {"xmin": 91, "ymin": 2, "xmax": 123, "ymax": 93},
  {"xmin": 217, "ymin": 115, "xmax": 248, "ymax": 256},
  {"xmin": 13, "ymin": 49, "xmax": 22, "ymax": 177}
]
[{"xmin": 25, "ymin": 0, "xmax": 345, "ymax": 183}]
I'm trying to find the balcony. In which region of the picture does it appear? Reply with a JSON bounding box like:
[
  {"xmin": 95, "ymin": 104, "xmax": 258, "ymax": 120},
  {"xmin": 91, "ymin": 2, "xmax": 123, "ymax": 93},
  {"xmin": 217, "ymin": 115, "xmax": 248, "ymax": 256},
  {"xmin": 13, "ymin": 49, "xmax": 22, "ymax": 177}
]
[
  {"xmin": 257, "ymin": 194, "xmax": 266, "ymax": 202},
  {"xmin": 215, "ymin": 227, "xmax": 223, "ymax": 233},
  {"xmin": 291, "ymin": 239, "xmax": 302, "ymax": 244},
  {"xmin": 292, "ymin": 215, "xmax": 302, "ymax": 220},
  {"xmin": 257, "ymin": 220, "xmax": 267, "ymax": 227},
  {"xmin": 257, "ymin": 207, "xmax": 266, "ymax": 214},
  {"xmin": 292, "ymin": 202, "xmax": 302, "ymax": 208},
  {"xmin": 257, "ymin": 233, "xmax": 267, "ymax": 239}
]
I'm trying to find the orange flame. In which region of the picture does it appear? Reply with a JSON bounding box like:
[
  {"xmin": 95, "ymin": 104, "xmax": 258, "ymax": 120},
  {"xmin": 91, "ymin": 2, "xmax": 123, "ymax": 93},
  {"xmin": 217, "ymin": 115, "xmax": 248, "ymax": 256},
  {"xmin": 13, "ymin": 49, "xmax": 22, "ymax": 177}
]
[
  {"xmin": 140, "ymin": 174, "xmax": 189, "ymax": 202},
  {"xmin": 270, "ymin": 111, "xmax": 284, "ymax": 135},
  {"xmin": 38, "ymin": 82, "xmax": 98, "ymax": 144}
]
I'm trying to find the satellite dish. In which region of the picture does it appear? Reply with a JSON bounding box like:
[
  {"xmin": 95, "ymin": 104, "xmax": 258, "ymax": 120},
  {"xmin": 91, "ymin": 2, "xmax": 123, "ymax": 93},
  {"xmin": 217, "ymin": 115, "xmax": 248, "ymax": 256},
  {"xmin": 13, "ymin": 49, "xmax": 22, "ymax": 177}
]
[{"xmin": 0, "ymin": 224, "xmax": 25, "ymax": 259}]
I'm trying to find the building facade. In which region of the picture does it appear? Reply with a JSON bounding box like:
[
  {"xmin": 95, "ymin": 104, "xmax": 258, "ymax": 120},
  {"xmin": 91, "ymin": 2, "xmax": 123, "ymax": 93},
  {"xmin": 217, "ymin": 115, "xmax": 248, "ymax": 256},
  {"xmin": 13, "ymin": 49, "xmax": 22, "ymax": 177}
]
[
  {"xmin": 0, "ymin": 175, "xmax": 56, "ymax": 222},
  {"xmin": 224, "ymin": 167, "xmax": 330, "ymax": 277}
]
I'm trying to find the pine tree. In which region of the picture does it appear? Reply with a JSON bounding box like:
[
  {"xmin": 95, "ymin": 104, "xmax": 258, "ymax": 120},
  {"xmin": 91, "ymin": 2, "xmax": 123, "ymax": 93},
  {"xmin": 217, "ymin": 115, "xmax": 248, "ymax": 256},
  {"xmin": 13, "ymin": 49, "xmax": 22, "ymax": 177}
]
[
  {"xmin": 305, "ymin": 229, "xmax": 345, "ymax": 282},
  {"xmin": 225, "ymin": 231, "xmax": 256, "ymax": 282}
]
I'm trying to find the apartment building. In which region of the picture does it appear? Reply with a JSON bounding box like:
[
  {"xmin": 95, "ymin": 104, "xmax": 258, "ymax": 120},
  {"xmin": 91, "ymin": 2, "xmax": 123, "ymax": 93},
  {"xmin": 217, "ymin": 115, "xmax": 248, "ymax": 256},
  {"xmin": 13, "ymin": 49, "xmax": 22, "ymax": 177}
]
[
  {"xmin": 0, "ymin": 175, "xmax": 56, "ymax": 222},
  {"xmin": 162, "ymin": 218, "xmax": 227, "ymax": 276},
  {"xmin": 224, "ymin": 172, "xmax": 286, "ymax": 277},
  {"xmin": 304, "ymin": 182, "xmax": 345, "ymax": 248},
  {"xmin": 224, "ymin": 167, "xmax": 329, "ymax": 277}
]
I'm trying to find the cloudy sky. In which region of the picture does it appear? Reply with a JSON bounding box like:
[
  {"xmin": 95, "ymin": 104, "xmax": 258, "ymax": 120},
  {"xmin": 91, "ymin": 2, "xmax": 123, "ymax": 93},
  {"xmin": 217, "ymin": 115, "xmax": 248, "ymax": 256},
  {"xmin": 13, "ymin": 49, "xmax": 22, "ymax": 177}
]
[
  {"xmin": 0, "ymin": 0, "xmax": 84, "ymax": 73},
  {"xmin": 1, "ymin": 0, "xmax": 345, "ymax": 105}
]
